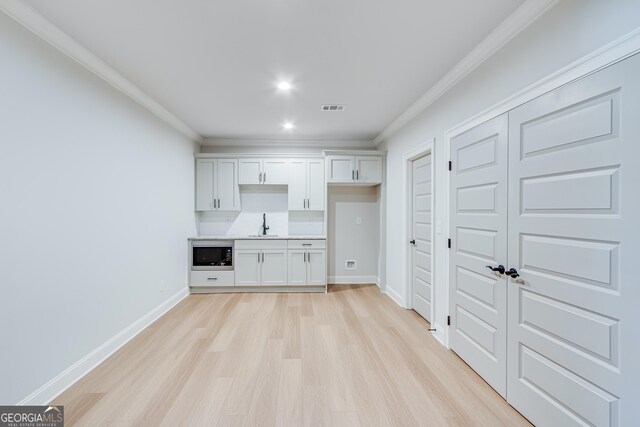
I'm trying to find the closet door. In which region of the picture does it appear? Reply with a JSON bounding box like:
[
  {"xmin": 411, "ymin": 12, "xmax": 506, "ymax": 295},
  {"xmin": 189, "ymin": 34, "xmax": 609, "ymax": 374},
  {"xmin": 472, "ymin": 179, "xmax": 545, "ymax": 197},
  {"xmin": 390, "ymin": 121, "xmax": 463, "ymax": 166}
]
[
  {"xmin": 506, "ymin": 54, "xmax": 640, "ymax": 427},
  {"xmin": 449, "ymin": 114, "xmax": 509, "ymax": 397}
]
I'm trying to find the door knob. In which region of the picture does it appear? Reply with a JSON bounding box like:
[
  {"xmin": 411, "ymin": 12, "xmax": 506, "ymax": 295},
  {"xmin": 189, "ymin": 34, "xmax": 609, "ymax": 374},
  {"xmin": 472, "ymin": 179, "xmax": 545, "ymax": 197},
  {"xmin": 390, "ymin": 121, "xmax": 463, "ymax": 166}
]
[
  {"xmin": 506, "ymin": 268, "xmax": 519, "ymax": 278},
  {"xmin": 409, "ymin": 240, "xmax": 416, "ymax": 245},
  {"xmin": 486, "ymin": 265, "xmax": 505, "ymax": 275}
]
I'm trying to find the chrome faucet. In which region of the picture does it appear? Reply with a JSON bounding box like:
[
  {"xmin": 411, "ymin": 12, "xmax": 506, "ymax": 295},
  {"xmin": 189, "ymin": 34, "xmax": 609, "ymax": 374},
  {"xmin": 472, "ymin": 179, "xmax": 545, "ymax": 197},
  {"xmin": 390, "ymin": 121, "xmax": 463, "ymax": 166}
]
[{"xmin": 262, "ymin": 213, "xmax": 269, "ymax": 236}]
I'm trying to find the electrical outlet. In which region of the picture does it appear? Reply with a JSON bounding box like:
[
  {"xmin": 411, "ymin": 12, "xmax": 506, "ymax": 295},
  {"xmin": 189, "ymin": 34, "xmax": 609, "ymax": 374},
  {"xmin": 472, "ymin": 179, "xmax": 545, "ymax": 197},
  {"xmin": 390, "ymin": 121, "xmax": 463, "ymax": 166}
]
[
  {"xmin": 356, "ymin": 217, "xmax": 362, "ymax": 225},
  {"xmin": 346, "ymin": 260, "xmax": 356, "ymax": 270}
]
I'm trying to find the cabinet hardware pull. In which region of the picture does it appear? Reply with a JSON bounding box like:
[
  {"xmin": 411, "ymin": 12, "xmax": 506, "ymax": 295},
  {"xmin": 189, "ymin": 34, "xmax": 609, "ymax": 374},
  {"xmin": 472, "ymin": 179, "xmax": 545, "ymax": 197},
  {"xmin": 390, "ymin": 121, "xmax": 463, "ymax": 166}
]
[
  {"xmin": 307, "ymin": 198, "xmax": 310, "ymax": 208},
  {"xmin": 258, "ymin": 252, "xmax": 260, "ymax": 262},
  {"xmin": 218, "ymin": 198, "xmax": 220, "ymax": 208},
  {"xmin": 356, "ymin": 170, "xmax": 359, "ymax": 180},
  {"xmin": 303, "ymin": 198, "xmax": 306, "ymax": 209},
  {"xmin": 352, "ymin": 170, "xmax": 354, "ymax": 180},
  {"xmin": 303, "ymin": 243, "xmax": 311, "ymax": 246},
  {"xmin": 262, "ymin": 252, "xmax": 264, "ymax": 262},
  {"xmin": 259, "ymin": 172, "xmax": 262, "ymax": 183},
  {"xmin": 263, "ymin": 171, "xmax": 266, "ymax": 183},
  {"xmin": 207, "ymin": 277, "xmax": 218, "ymax": 281}
]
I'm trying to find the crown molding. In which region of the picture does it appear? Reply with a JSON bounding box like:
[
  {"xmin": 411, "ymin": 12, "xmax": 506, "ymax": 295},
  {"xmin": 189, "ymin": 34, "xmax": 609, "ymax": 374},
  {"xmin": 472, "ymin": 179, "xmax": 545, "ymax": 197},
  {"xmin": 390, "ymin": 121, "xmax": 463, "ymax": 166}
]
[
  {"xmin": 0, "ymin": 0, "xmax": 203, "ymax": 144},
  {"xmin": 373, "ymin": 0, "xmax": 559, "ymax": 146},
  {"xmin": 202, "ymin": 138, "xmax": 376, "ymax": 149}
]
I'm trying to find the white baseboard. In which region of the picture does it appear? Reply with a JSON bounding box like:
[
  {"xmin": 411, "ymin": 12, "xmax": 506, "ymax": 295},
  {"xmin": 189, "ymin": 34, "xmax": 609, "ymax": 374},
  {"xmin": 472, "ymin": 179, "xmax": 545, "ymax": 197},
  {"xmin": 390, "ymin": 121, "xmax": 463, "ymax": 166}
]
[
  {"xmin": 383, "ymin": 286, "xmax": 407, "ymax": 308},
  {"xmin": 328, "ymin": 275, "xmax": 379, "ymax": 285},
  {"xmin": 17, "ymin": 287, "xmax": 189, "ymax": 405}
]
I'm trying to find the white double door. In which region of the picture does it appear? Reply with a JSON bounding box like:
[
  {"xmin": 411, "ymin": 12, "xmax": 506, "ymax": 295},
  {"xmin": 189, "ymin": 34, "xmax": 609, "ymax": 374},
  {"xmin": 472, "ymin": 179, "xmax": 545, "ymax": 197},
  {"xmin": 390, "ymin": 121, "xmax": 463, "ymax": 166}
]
[{"xmin": 450, "ymin": 54, "xmax": 640, "ymax": 426}]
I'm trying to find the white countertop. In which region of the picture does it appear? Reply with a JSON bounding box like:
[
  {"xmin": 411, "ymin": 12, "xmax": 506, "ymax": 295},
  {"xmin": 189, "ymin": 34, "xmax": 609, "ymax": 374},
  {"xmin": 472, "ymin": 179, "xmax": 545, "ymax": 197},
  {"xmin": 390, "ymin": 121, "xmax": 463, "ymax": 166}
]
[{"xmin": 188, "ymin": 235, "xmax": 326, "ymax": 241}]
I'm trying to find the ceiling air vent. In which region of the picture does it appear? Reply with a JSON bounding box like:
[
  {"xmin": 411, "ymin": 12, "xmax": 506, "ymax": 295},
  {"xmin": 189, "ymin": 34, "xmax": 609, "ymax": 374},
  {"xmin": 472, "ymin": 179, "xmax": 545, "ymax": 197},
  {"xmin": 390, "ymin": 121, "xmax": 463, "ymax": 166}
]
[{"xmin": 321, "ymin": 104, "xmax": 346, "ymax": 112}]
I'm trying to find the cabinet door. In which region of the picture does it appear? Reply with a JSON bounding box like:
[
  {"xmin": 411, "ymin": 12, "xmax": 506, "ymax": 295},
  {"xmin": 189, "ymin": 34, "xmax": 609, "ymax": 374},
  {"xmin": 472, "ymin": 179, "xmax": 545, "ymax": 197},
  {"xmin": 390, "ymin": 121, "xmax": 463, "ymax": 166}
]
[
  {"xmin": 263, "ymin": 159, "xmax": 289, "ymax": 185},
  {"xmin": 234, "ymin": 250, "xmax": 261, "ymax": 286},
  {"xmin": 261, "ymin": 250, "xmax": 287, "ymax": 286},
  {"xmin": 355, "ymin": 156, "xmax": 382, "ymax": 184},
  {"xmin": 195, "ymin": 159, "xmax": 215, "ymax": 211},
  {"xmin": 307, "ymin": 250, "xmax": 326, "ymax": 286},
  {"xmin": 216, "ymin": 159, "xmax": 240, "ymax": 211},
  {"xmin": 288, "ymin": 159, "xmax": 307, "ymax": 210},
  {"xmin": 327, "ymin": 156, "xmax": 355, "ymax": 182},
  {"xmin": 239, "ymin": 158, "xmax": 262, "ymax": 184},
  {"xmin": 307, "ymin": 159, "xmax": 325, "ymax": 210},
  {"xmin": 287, "ymin": 250, "xmax": 307, "ymax": 285}
]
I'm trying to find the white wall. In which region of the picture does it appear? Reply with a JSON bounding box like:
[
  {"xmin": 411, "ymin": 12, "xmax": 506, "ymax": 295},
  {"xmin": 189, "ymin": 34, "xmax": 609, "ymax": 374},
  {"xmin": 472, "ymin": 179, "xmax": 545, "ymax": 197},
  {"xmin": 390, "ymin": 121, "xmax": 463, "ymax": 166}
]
[
  {"xmin": 328, "ymin": 186, "xmax": 380, "ymax": 283},
  {"xmin": 0, "ymin": 12, "xmax": 197, "ymax": 404},
  {"xmin": 379, "ymin": 0, "xmax": 640, "ymax": 331}
]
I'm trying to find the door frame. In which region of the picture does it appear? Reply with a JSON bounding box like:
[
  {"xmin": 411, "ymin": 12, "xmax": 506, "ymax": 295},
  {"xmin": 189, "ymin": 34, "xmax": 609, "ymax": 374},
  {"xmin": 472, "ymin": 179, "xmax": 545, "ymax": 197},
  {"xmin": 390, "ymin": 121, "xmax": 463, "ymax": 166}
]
[
  {"xmin": 403, "ymin": 139, "xmax": 435, "ymax": 321},
  {"xmin": 442, "ymin": 28, "xmax": 640, "ymax": 349}
]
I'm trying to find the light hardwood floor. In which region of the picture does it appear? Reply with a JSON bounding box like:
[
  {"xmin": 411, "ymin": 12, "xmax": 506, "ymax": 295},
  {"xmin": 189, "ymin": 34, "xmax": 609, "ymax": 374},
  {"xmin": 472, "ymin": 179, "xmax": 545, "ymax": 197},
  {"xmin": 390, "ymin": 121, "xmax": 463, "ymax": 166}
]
[{"xmin": 53, "ymin": 285, "xmax": 530, "ymax": 426}]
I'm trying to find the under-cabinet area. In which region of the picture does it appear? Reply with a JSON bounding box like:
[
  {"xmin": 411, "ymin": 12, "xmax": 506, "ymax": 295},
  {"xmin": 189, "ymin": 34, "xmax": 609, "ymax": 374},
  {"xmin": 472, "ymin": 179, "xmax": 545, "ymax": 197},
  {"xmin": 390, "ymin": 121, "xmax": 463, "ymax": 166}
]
[{"xmin": 191, "ymin": 150, "xmax": 384, "ymax": 293}]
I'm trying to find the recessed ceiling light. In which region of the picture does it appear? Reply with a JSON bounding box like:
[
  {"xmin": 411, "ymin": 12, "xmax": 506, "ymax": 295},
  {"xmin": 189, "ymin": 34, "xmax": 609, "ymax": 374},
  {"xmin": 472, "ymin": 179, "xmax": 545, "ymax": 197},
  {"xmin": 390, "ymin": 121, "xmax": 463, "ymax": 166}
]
[
  {"xmin": 277, "ymin": 81, "xmax": 292, "ymax": 91},
  {"xmin": 283, "ymin": 122, "xmax": 294, "ymax": 130}
]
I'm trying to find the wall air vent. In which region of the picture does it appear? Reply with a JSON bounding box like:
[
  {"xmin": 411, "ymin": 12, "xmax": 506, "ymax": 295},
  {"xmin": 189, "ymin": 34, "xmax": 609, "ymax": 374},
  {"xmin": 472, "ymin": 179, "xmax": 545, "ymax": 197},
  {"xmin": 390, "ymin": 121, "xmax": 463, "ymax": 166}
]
[{"xmin": 321, "ymin": 104, "xmax": 346, "ymax": 112}]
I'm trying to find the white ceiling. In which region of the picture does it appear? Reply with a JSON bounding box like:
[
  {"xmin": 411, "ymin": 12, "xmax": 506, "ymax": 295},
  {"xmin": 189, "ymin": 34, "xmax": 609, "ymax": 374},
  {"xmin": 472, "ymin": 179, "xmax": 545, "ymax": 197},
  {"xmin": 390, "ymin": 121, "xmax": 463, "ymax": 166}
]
[{"xmin": 25, "ymin": 0, "xmax": 524, "ymax": 142}]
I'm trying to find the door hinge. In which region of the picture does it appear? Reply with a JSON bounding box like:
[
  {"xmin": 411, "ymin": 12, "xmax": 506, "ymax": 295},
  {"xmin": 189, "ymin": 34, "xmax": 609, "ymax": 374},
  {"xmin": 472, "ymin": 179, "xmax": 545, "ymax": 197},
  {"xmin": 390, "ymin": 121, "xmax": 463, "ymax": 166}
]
[
  {"xmin": 447, "ymin": 315, "xmax": 451, "ymax": 326},
  {"xmin": 448, "ymin": 238, "xmax": 451, "ymax": 249},
  {"xmin": 448, "ymin": 161, "xmax": 452, "ymax": 171}
]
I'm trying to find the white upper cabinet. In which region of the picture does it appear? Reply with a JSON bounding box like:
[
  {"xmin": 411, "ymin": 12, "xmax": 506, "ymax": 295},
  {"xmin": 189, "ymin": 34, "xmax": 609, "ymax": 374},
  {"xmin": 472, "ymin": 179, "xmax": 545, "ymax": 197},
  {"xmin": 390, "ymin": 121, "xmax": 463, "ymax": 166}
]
[
  {"xmin": 288, "ymin": 159, "xmax": 307, "ymax": 210},
  {"xmin": 238, "ymin": 158, "xmax": 262, "ymax": 185},
  {"xmin": 239, "ymin": 158, "xmax": 288, "ymax": 185},
  {"xmin": 327, "ymin": 156, "xmax": 355, "ymax": 182},
  {"xmin": 196, "ymin": 159, "xmax": 215, "ymax": 211},
  {"xmin": 195, "ymin": 159, "xmax": 240, "ymax": 211},
  {"xmin": 263, "ymin": 159, "xmax": 289, "ymax": 184},
  {"xmin": 288, "ymin": 159, "xmax": 325, "ymax": 211},
  {"xmin": 355, "ymin": 156, "xmax": 382, "ymax": 184},
  {"xmin": 326, "ymin": 154, "xmax": 383, "ymax": 185}
]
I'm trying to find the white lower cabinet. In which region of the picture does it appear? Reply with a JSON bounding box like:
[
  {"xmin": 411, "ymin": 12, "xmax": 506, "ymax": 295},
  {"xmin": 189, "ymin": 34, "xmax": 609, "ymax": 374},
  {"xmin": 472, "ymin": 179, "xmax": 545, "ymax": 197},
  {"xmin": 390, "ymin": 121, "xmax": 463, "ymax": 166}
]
[
  {"xmin": 234, "ymin": 240, "xmax": 287, "ymax": 286},
  {"xmin": 190, "ymin": 270, "xmax": 235, "ymax": 287},
  {"xmin": 234, "ymin": 250, "xmax": 262, "ymax": 286},
  {"xmin": 287, "ymin": 240, "xmax": 326, "ymax": 286}
]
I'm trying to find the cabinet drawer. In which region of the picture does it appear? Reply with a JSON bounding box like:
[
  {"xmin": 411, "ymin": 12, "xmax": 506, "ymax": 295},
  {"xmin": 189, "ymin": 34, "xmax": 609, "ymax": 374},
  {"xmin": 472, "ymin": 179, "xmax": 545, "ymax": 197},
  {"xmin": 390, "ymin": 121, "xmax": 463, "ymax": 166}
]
[
  {"xmin": 190, "ymin": 270, "xmax": 235, "ymax": 287},
  {"xmin": 287, "ymin": 239, "xmax": 326, "ymax": 249},
  {"xmin": 235, "ymin": 239, "xmax": 288, "ymax": 250}
]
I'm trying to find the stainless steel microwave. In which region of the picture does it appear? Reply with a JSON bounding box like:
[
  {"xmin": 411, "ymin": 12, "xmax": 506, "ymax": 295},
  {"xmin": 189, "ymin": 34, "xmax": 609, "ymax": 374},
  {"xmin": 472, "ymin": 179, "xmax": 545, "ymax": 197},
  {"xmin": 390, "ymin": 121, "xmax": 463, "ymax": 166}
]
[{"xmin": 190, "ymin": 240, "xmax": 233, "ymax": 271}]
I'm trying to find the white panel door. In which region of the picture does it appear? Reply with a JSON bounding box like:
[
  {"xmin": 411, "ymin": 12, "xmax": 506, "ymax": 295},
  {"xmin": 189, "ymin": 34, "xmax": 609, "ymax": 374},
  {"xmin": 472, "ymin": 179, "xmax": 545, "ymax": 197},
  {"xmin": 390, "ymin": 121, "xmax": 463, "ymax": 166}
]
[
  {"xmin": 263, "ymin": 159, "xmax": 289, "ymax": 185},
  {"xmin": 195, "ymin": 159, "xmax": 215, "ymax": 211},
  {"xmin": 355, "ymin": 156, "xmax": 382, "ymax": 184},
  {"xmin": 239, "ymin": 158, "xmax": 262, "ymax": 184},
  {"xmin": 234, "ymin": 250, "xmax": 261, "ymax": 286},
  {"xmin": 216, "ymin": 159, "xmax": 239, "ymax": 211},
  {"xmin": 327, "ymin": 156, "xmax": 355, "ymax": 182},
  {"xmin": 506, "ymin": 54, "xmax": 640, "ymax": 427},
  {"xmin": 307, "ymin": 250, "xmax": 326, "ymax": 286},
  {"xmin": 288, "ymin": 159, "xmax": 307, "ymax": 211},
  {"xmin": 307, "ymin": 159, "xmax": 325, "ymax": 210},
  {"xmin": 287, "ymin": 250, "xmax": 307, "ymax": 285},
  {"xmin": 261, "ymin": 250, "xmax": 287, "ymax": 286},
  {"xmin": 411, "ymin": 154, "xmax": 432, "ymax": 322},
  {"xmin": 449, "ymin": 114, "xmax": 509, "ymax": 397}
]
